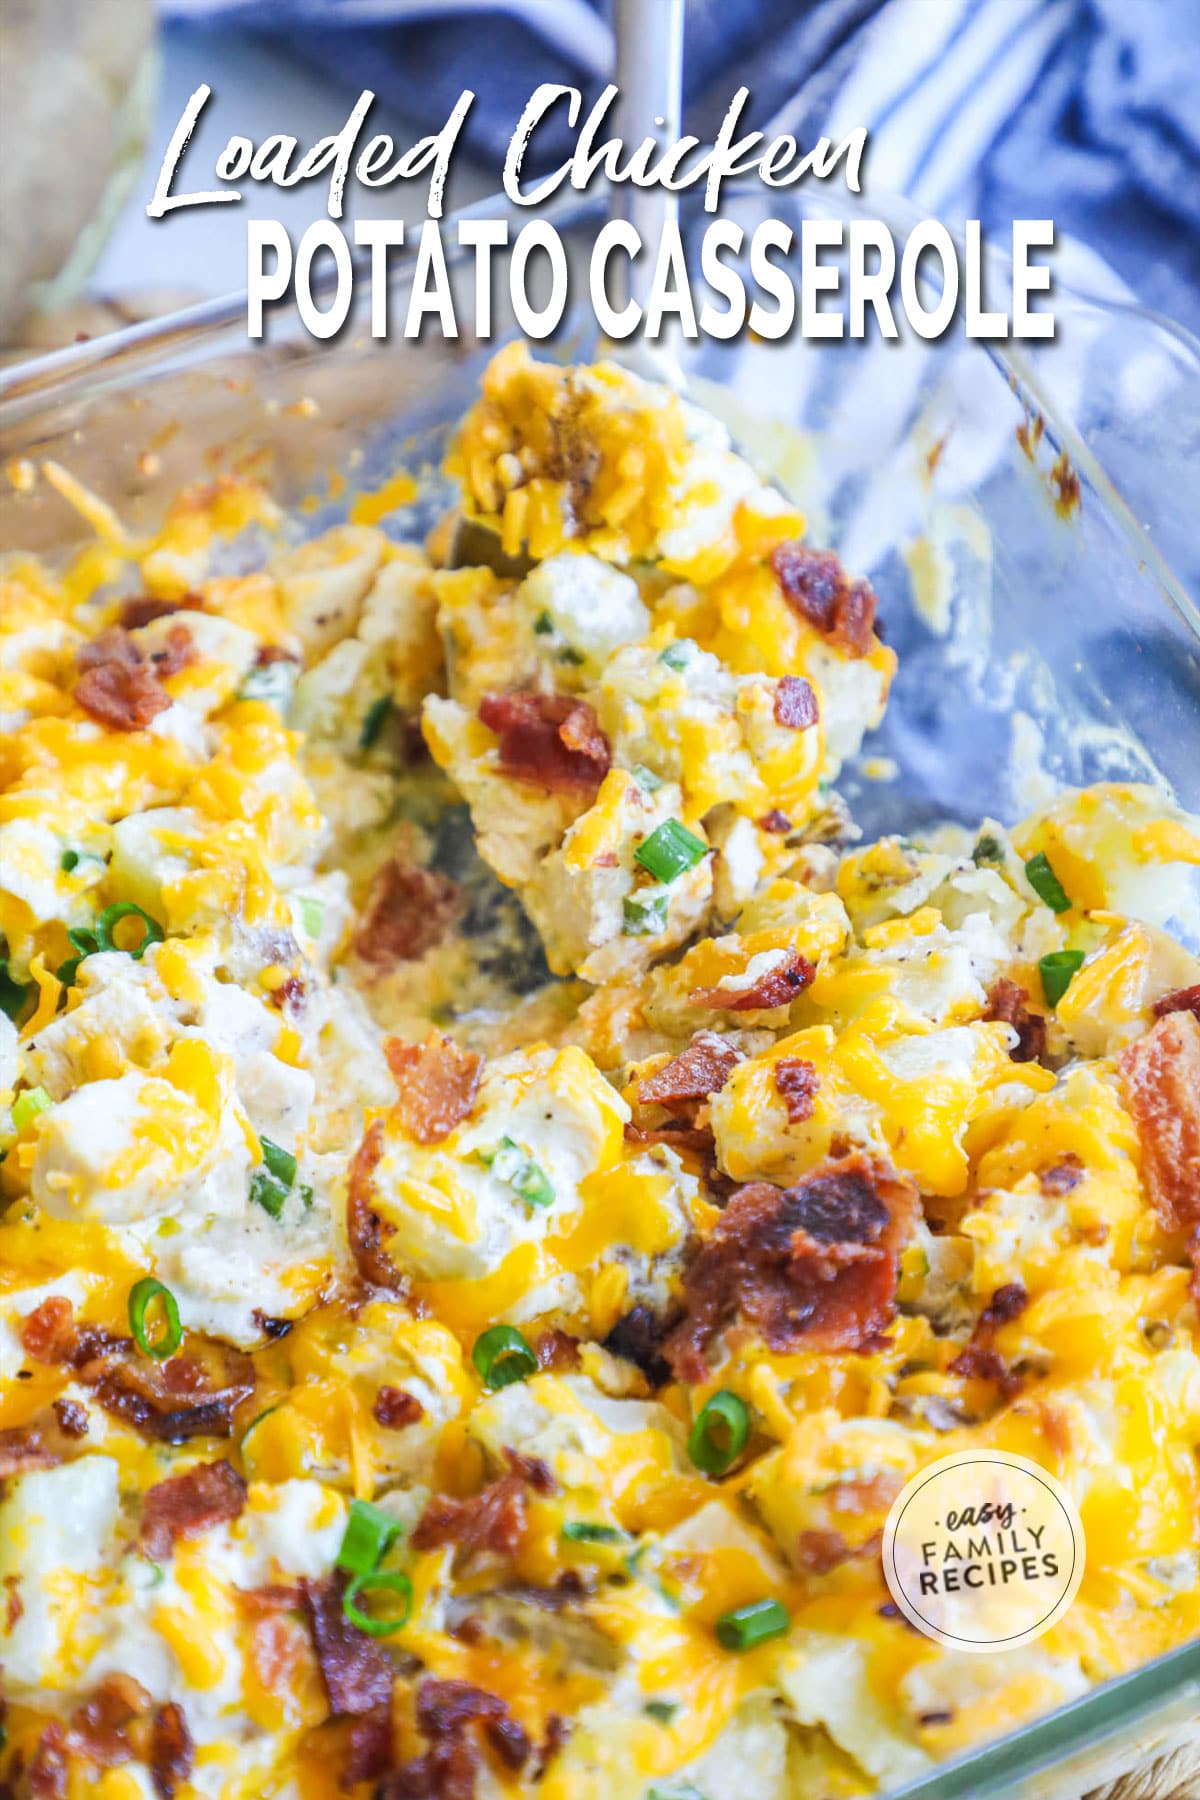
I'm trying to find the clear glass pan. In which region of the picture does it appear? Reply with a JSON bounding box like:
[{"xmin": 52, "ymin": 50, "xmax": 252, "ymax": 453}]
[{"xmin": 1, "ymin": 186, "xmax": 1198, "ymax": 1799}]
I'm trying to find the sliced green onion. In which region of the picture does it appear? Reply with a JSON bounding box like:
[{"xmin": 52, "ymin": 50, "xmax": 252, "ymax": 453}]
[
  {"xmin": 61, "ymin": 849, "xmax": 80, "ymax": 873},
  {"xmin": 715, "ymin": 1597, "xmax": 790, "ymax": 1652},
  {"xmin": 12, "ymin": 1086, "xmax": 52, "ymax": 1133},
  {"xmin": 299, "ymin": 1182, "xmax": 314, "ymax": 1210},
  {"xmin": 96, "ymin": 903, "xmax": 164, "ymax": 960},
  {"xmin": 646, "ymin": 1785, "xmax": 705, "ymax": 1800},
  {"xmin": 342, "ymin": 1568, "xmax": 413, "ymax": 1637},
  {"xmin": 297, "ymin": 895, "xmax": 325, "ymax": 938},
  {"xmin": 561, "ymin": 1521, "xmax": 627, "ymax": 1544},
  {"xmin": 472, "ymin": 1324, "xmax": 538, "ymax": 1389},
  {"xmin": 240, "ymin": 1402, "xmax": 281, "ymax": 1450},
  {"xmin": 643, "ymin": 1700, "xmax": 679, "ymax": 1726},
  {"xmin": 359, "ymin": 695, "xmax": 393, "ymax": 750},
  {"xmin": 631, "ymin": 763, "xmax": 664, "ymax": 792},
  {"xmin": 336, "ymin": 1498, "xmax": 402, "ymax": 1577},
  {"xmin": 635, "ymin": 819, "xmax": 707, "ymax": 885},
  {"xmin": 0, "ymin": 960, "xmax": 31, "ymax": 1024},
  {"xmin": 971, "ymin": 834, "xmax": 1004, "ymax": 867},
  {"xmin": 1024, "ymin": 852, "xmax": 1072, "ymax": 914},
  {"xmin": 250, "ymin": 1136, "xmax": 299, "ymax": 1218},
  {"xmin": 532, "ymin": 610, "xmax": 555, "ymax": 636},
  {"xmin": 622, "ymin": 889, "xmax": 670, "ymax": 937},
  {"xmin": 128, "ymin": 1277, "xmax": 182, "ymax": 1360},
  {"xmin": 487, "ymin": 1137, "xmax": 555, "ymax": 1210},
  {"xmin": 238, "ymin": 661, "xmax": 296, "ymax": 711},
  {"xmin": 56, "ymin": 924, "xmax": 100, "ymax": 988},
  {"xmin": 688, "ymin": 1391, "xmax": 750, "ymax": 1477},
  {"xmin": 659, "ymin": 642, "xmax": 693, "ymax": 671},
  {"xmin": 1039, "ymin": 949, "xmax": 1085, "ymax": 1008}
]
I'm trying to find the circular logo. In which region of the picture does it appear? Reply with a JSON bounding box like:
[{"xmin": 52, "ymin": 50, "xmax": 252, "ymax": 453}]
[{"xmin": 882, "ymin": 1451, "xmax": 1085, "ymax": 1653}]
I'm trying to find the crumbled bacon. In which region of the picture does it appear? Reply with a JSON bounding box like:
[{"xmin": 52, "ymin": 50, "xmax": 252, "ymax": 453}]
[
  {"xmin": 77, "ymin": 626, "xmax": 140, "ymax": 672},
  {"xmin": 950, "ymin": 1281, "xmax": 1028, "ymax": 1396},
  {"xmin": 346, "ymin": 1120, "xmax": 408, "ymax": 1296},
  {"xmin": 149, "ymin": 1703, "xmax": 194, "ymax": 1799},
  {"xmin": 534, "ymin": 1327, "xmax": 581, "ymax": 1372},
  {"xmin": 603, "ymin": 1303, "xmax": 674, "ymax": 1387},
  {"xmin": 0, "ymin": 1424, "xmax": 60, "ymax": 1477},
  {"xmin": 19, "ymin": 1295, "xmax": 77, "ymax": 1363},
  {"xmin": 27, "ymin": 1721, "xmax": 69, "ymax": 1798},
  {"xmin": 146, "ymin": 624, "xmax": 196, "ymax": 680},
  {"xmin": 342, "ymin": 1705, "xmax": 394, "ymax": 1789},
  {"xmin": 412, "ymin": 1449, "xmax": 552, "ymax": 1562},
  {"xmin": 1118, "ymin": 1010, "xmax": 1200, "ymax": 1236},
  {"xmin": 774, "ymin": 675, "xmax": 819, "ymax": 729},
  {"xmin": 53, "ymin": 1398, "xmax": 89, "ymax": 1439},
  {"xmin": 1038, "ymin": 1156, "xmax": 1083, "ymax": 1196},
  {"xmin": 120, "ymin": 594, "xmax": 201, "ymax": 630},
  {"xmin": 478, "ymin": 690, "xmax": 611, "ymax": 794},
  {"xmin": 86, "ymin": 1339, "xmax": 255, "ymax": 1444},
  {"xmin": 758, "ymin": 809, "xmax": 792, "ymax": 834},
  {"xmin": 385, "ymin": 1033, "xmax": 483, "ymax": 1145},
  {"xmin": 769, "ymin": 543, "xmax": 878, "ymax": 658},
  {"xmin": 140, "ymin": 1459, "xmax": 248, "ymax": 1559},
  {"xmin": 373, "ymin": 1385, "xmax": 424, "ymax": 1429},
  {"xmin": 265, "ymin": 973, "xmax": 306, "ymax": 1014},
  {"xmin": 302, "ymin": 1572, "xmax": 395, "ymax": 1716},
  {"xmin": 664, "ymin": 1153, "xmax": 919, "ymax": 1381},
  {"xmin": 774, "ymin": 1057, "xmax": 820, "ymax": 1123},
  {"xmin": 636, "ymin": 1033, "xmax": 742, "ymax": 1108},
  {"xmin": 376, "ymin": 1678, "xmax": 531, "ymax": 1799},
  {"xmin": 75, "ymin": 659, "xmax": 173, "ymax": 732},
  {"xmin": 690, "ymin": 951, "xmax": 815, "ymax": 1012},
  {"xmin": 354, "ymin": 858, "xmax": 463, "ymax": 967},
  {"xmin": 1153, "ymin": 982, "xmax": 1200, "ymax": 1023},
  {"xmin": 67, "ymin": 1673, "xmax": 152, "ymax": 1767},
  {"xmin": 983, "ymin": 976, "xmax": 1048, "ymax": 1065}
]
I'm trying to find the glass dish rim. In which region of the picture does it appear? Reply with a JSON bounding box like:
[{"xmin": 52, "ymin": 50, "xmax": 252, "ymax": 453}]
[{"xmin": 2, "ymin": 180, "xmax": 1199, "ymax": 1798}]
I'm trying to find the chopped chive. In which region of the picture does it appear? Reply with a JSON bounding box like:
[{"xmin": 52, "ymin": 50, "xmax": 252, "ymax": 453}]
[
  {"xmin": 688, "ymin": 1391, "xmax": 750, "ymax": 1477},
  {"xmin": 261, "ymin": 1137, "xmax": 297, "ymax": 1188},
  {"xmin": 659, "ymin": 642, "xmax": 693, "ymax": 671},
  {"xmin": 360, "ymin": 695, "xmax": 393, "ymax": 750},
  {"xmin": 61, "ymin": 850, "xmax": 80, "ymax": 873},
  {"xmin": 297, "ymin": 895, "xmax": 324, "ymax": 938},
  {"xmin": 472, "ymin": 1324, "xmax": 538, "ymax": 1389},
  {"xmin": 128, "ymin": 1277, "xmax": 182, "ymax": 1360},
  {"xmin": 488, "ymin": 1137, "xmax": 555, "ymax": 1210},
  {"xmin": 561, "ymin": 1521, "xmax": 627, "ymax": 1544},
  {"xmin": 342, "ymin": 1568, "xmax": 413, "ymax": 1637},
  {"xmin": 250, "ymin": 1172, "xmax": 288, "ymax": 1218},
  {"xmin": 238, "ymin": 660, "xmax": 295, "ymax": 711},
  {"xmin": 635, "ymin": 819, "xmax": 707, "ymax": 885},
  {"xmin": 631, "ymin": 764, "xmax": 664, "ymax": 792},
  {"xmin": 715, "ymin": 1597, "xmax": 790, "ymax": 1652},
  {"xmin": 533, "ymin": 610, "xmax": 555, "ymax": 636},
  {"xmin": 336, "ymin": 1498, "xmax": 402, "ymax": 1577},
  {"xmin": 1039, "ymin": 948, "xmax": 1085, "ymax": 1008},
  {"xmin": 96, "ymin": 903, "xmax": 164, "ymax": 960},
  {"xmin": 251, "ymin": 1136, "xmax": 300, "ymax": 1218},
  {"xmin": 1024, "ymin": 851, "xmax": 1072, "ymax": 914},
  {"xmin": 971, "ymin": 834, "xmax": 1004, "ymax": 867},
  {"xmin": 12, "ymin": 1086, "xmax": 52, "ymax": 1133},
  {"xmin": 0, "ymin": 960, "xmax": 31, "ymax": 1024},
  {"xmin": 623, "ymin": 889, "xmax": 670, "ymax": 937},
  {"xmin": 643, "ymin": 1700, "xmax": 679, "ymax": 1726}
]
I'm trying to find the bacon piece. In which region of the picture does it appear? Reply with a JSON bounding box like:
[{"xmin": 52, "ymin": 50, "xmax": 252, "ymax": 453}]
[
  {"xmin": 774, "ymin": 1057, "xmax": 820, "ymax": 1123},
  {"xmin": 637, "ymin": 1033, "xmax": 742, "ymax": 1108},
  {"xmin": 75, "ymin": 659, "xmax": 172, "ymax": 731},
  {"xmin": 412, "ymin": 1449, "xmax": 551, "ymax": 1562},
  {"xmin": 53, "ymin": 1398, "xmax": 89, "ymax": 1439},
  {"xmin": 346, "ymin": 1120, "xmax": 408, "ymax": 1296},
  {"xmin": 603, "ymin": 1303, "xmax": 674, "ymax": 1387},
  {"xmin": 774, "ymin": 675, "xmax": 819, "ymax": 729},
  {"xmin": 769, "ymin": 543, "xmax": 878, "ymax": 658},
  {"xmin": 77, "ymin": 626, "xmax": 140, "ymax": 672},
  {"xmin": 758, "ymin": 809, "xmax": 792, "ymax": 834},
  {"xmin": 534, "ymin": 1327, "xmax": 581, "ymax": 1372},
  {"xmin": 664, "ymin": 1153, "xmax": 919, "ymax": 1381},
  {"xmin": 385, "ymin": 1033, "xmax": 483, "ymax": 1146},
  {"xmin": 140, "ymin": 1460, "xmax": 247, "ymax": 1559},
  {"xmin": 373, "ymin": 1385, "xmax": 424, "ymax": 1429},
  {"xmin": 690, "ymin": 951, "xmax": 815, "ymax": 1013},
  {"xmin": 0, "ymin": 1424, "xmax": 60, "ymax": 1477},
  {"xmin": 149, "ymin": 1703, "xmax": 194, "ymax": 1799},
  {"xmin": 983, "ymin": 976, "xmax": 1048, "ymax": 1066},
  {"xmin": 478, "ymin": 691, "xmax": 611, "ymax": 794},
  {"xmin": 66, "ymin": 1673, "xmax": 152, "ymax": 1767},
  {"xmin": 120, "ymin": 594, "xmax": 203, "ymax": 630},
  {"xmin": 85, "ymin": 1340, "xmax": 255, "ymax": 1444},
  {"xmin": 19, "ymin": 1295, "xmax": 77, "ymax": 1363},
  {"xmin": 28, "ymin": 1721, "xmax": 69, "ymax": 1798},
  {"xmin": 343, "ymin": 1704, "xmax": 394, "ymax": 1788},
  {"xmin": 1038, "ymin": 1156, "xmax": 1083, "ymax": 1196},
  {"xmin": 950, "ymin": 1281, "xmax": 1028, "ymax": 1396},
  {"xmin": 1154, "ymin": 982, "xmax": 1200, "ymax": 1023},
  {"xmin": 145, "ymin": 624, "xmax": 196, "ymax": 680},
  {"xmin": 266, "ymin": 973, "xmax": 306, "ymax": 1014},
  {"xmin": 377, "ymin": 1678, "xmax": 531, "ymax": 1799},
  {"xmin": 354, "ymin": 859, "xmax": 463, "ymax": 967},
  {"xmin": 1118, "ymin": 1010, "xmax": 1200, "ymax": 1236},
  {"xmin": 301, "ymin": 1572, "xmax": 394, "ymax": 1717}
]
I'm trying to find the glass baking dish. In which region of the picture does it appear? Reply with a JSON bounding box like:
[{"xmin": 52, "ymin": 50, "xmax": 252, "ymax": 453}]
[{"xmin": 1, "ymin": 186, "xmax": 1198, "ymax": 1800}]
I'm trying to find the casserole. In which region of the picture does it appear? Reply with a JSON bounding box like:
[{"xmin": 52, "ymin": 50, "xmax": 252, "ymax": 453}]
[{"xmin": 1, "ymin": 186, "xmax": 1198, "ymax": 1800}]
